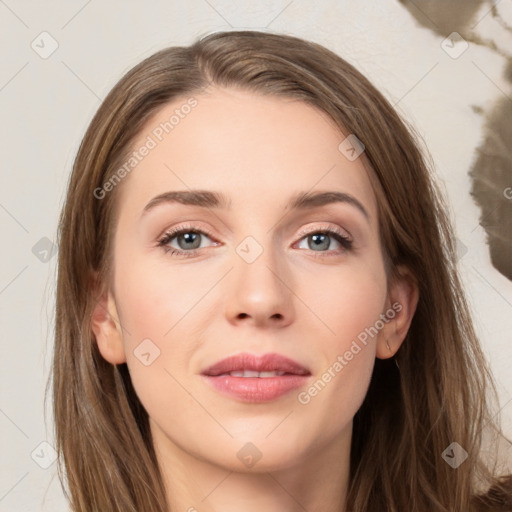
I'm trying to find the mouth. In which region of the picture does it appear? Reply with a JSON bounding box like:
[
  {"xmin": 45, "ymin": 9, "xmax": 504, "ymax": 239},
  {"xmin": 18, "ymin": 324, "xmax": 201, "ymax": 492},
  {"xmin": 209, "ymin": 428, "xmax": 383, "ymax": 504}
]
[
  {"xmin": 216, "ymin": 370, "xmax": 288, "ymax": 377},
  {"xmin": 201, "ymin": 352, "xmax": 311, "ymax": 403}
]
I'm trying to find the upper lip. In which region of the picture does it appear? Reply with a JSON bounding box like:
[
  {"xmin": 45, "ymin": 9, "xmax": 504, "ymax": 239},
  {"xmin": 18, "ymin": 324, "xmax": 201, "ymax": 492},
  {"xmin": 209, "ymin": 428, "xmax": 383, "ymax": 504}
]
[{"xmin": 201, "ymin": 352, "xmax": 311, "ymax": 376}]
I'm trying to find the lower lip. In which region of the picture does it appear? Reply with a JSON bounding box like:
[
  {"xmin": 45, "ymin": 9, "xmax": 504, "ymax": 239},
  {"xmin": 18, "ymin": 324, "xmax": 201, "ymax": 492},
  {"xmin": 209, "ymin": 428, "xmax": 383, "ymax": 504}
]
[{"xmin": 201, "ymin": 374, "xmax": 310, "ymax": 403}]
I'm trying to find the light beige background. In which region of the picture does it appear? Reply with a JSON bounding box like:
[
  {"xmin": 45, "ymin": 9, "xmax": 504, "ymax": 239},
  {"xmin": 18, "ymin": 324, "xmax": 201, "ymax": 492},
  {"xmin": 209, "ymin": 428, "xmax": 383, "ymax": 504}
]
[{"xmin": 1, "ymin": 1, "xmax": 511, "ymax": 510}]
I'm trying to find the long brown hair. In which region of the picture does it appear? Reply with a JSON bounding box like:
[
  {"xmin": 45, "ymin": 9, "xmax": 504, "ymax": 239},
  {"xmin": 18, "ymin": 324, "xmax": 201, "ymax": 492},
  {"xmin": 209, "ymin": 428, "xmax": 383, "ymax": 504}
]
[{"xmin": 50, "ymin": 30, "xmax": 512, "ymax": 511}]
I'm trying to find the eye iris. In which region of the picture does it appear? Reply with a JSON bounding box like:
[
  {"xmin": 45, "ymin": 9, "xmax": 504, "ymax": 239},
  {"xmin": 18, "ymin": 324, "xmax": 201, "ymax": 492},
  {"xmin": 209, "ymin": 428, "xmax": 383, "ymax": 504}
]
[
  {"xmin": 178, "ymin": 232, "xmax": 201, "ymax": 250},
  {"xmin": 309, "ymin": 233, "xmax": 330, "ymax": 251}
]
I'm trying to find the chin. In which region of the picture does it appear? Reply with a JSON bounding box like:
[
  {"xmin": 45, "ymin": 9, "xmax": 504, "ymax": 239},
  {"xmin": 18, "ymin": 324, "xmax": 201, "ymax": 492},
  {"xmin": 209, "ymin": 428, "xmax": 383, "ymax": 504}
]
[{"xmin": 194, "ymin": 429, "xmax": 313, "ymax": 473}]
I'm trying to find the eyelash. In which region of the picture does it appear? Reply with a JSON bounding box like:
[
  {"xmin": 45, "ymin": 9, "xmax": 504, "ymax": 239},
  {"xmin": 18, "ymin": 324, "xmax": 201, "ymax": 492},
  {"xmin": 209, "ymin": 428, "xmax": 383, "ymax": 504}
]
[{"xmin": 157, "ymin": 223, "xmax": 353, "ymax": 258}]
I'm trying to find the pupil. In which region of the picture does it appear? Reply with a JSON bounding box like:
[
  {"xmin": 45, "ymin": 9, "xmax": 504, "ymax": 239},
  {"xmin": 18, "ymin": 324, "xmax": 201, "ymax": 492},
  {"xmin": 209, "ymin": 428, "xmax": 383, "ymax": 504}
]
[
  {"xmin": 179, "ymin": 232, "xmax": 201, "ymax": 249},
  {"xmin": 310, "ymin": 233, "xmax": 329, "ymax": 251}
]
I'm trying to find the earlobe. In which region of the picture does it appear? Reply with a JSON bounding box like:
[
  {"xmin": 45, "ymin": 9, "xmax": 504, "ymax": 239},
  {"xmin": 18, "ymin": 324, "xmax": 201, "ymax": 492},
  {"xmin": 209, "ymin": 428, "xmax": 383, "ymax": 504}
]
[
  {"xmin": 376, "ymin": 265, "xmax": 419, "ymax": 359},
  {"xmin": 90, "ymin": 273, "xmax": 126, "ymax": 365}
]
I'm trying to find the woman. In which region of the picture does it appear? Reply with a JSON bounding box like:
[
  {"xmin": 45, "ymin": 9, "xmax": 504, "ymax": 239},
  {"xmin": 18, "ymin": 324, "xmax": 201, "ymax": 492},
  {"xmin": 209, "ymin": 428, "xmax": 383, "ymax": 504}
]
[{"xmin": 51, "ymin": 30, "xmax": 512, "ymax": 511}]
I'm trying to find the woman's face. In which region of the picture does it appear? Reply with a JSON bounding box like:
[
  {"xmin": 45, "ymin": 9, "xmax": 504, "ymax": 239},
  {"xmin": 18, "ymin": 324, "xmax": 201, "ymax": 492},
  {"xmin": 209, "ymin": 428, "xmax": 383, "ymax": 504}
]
[{"xmin": 93, "ymin": 87, "xmax": 414, "ymax": 472}]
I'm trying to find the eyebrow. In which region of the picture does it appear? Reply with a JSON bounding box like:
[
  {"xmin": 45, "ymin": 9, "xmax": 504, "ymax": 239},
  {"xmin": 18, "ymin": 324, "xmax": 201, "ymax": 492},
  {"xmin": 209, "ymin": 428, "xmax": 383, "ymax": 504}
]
[{"xmin": 141, "ymin": 189, "xmax": 369, "ymax": 220}]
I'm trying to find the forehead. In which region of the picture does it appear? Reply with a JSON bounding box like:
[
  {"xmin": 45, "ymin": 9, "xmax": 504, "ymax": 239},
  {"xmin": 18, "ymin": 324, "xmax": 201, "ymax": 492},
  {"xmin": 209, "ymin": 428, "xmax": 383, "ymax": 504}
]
[{"xmin": 119, "ymin": 87, "xmax": 378, "ymax": 221}]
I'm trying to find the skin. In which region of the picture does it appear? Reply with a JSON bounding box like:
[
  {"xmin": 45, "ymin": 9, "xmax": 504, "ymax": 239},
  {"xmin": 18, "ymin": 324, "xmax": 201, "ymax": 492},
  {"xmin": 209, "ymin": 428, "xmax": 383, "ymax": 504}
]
[{"xmin": 91, "ymin": 87, "xmax": 419, "ymax": 512}]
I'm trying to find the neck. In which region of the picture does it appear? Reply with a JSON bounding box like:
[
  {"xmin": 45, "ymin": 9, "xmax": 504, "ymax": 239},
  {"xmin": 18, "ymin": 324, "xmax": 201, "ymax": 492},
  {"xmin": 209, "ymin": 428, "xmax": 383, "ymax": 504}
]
[{"xmin": 153, "ymin": 420, "xmax": 352, "ymax": 512}]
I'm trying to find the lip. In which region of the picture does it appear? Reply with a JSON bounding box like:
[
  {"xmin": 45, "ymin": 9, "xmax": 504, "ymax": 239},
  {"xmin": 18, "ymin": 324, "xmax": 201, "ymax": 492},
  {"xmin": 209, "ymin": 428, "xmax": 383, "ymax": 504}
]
[
  {"xmin": 202, "ymin": 352, "xmax": 310, "ymax": 376},
  {"xmin": 201, "ymin": 352, "xmax": 311, "ymax": 403}
]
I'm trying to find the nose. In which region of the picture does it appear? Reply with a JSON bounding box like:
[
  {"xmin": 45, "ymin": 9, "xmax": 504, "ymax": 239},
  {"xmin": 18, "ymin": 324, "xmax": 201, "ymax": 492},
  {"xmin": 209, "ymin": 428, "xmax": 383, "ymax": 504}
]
[{"xmin": 224, "ymin": 241, "xmax": 295, "ymax": 329}]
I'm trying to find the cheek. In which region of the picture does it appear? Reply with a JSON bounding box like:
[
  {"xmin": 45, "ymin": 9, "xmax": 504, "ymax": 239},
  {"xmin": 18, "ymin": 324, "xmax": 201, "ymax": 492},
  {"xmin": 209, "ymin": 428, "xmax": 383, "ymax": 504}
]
[
  {"xmin": 301, "ymin": 255, "xmax": 387, "ymax": 346},
  {"xmin": 113, "ymin": 248, "xmax": 211, "ymax": 346},
  {"xmin": 111, "ymin": 249, "xmax": 217, "ymax": 409},
  {"xmin": 293, "ymin": 274, "xmax": 384, "ymax": 442},
  {"xmin": 296, "ymin": 258, "xmax": 386, "ymax": 410},
  {"xmin": 112, "ymin": 267, "xmax": 202, "ymax": 440}
]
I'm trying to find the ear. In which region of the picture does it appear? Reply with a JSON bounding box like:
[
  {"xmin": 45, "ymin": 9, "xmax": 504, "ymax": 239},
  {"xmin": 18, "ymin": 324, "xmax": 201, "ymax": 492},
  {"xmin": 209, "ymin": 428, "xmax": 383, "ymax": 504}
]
[
  {"xmin": 90, "ymin": 271, "xmax": 126, "ymax": 365},
  {"xmin": 376, "ymin": 265, "xmax": 419, "ymax": 359}
]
